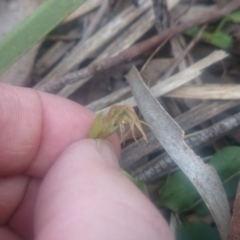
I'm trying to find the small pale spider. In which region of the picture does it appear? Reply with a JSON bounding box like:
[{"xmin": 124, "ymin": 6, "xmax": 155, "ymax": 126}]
[{"xmin": 89, "ymin": 104, "xmax": 148, "ymax": 143}]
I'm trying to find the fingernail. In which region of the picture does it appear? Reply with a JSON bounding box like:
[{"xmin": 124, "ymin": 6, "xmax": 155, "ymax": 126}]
[{"xmin": 95, "ymin": 139, "xmax": 119, "ymax": 168}]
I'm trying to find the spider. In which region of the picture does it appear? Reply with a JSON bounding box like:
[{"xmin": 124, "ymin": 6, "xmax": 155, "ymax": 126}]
[{"xmin": 89, "ymin": 104, "xmax": 148, "ymax": 143}]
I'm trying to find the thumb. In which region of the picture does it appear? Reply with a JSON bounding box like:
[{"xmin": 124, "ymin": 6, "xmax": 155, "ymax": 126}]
[{"xmin": 35, "ymin": 139, "xmax": 174, "ymax": 240}]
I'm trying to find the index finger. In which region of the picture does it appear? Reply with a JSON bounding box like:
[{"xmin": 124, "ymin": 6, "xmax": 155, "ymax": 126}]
[{"xmin": 0, "ymin": 83, "xmax": 118, "ymax": 177}]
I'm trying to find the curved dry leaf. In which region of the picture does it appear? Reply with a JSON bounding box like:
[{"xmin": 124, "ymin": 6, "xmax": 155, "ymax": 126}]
[{"xmin": 126, "ymin": 65, "xmax": 230, "ymax": 240}]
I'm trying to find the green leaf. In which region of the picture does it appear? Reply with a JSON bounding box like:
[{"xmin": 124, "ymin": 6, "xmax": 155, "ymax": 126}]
[
  {"xmin": 224, "ymin": 175, "xmax": 239, "ymax": 199},
  {"xmin": 185, "ymin": 27, "xmax": 232, "ymax": 49},
  {"xmin": 210, "ymin": 31, "xmax": 232, "ymax": 49},
  {"xmin": 176, "ymin": 222, "xmax": 220, "ymax": 240},
  {"xmin": 159, "ymin": 146, "xmax": 240, "ymax": 213},
  {"xmin": 209, "ymin": 146, "xmax": 240, "ymax": 180},
  {"xmin": 185, "ymin": 27, "xmax": 201, "ymax": 36},
  {"xmin": 226, "ymin": 10, "xmax": 240, "ymax": 23},
  {"xmin": 159, "ymin": 171, "xmax": 201, "ymax": 212},
  {"xmin": 0, "ymin": 0, "xmax": 85, "ymax": 75}
]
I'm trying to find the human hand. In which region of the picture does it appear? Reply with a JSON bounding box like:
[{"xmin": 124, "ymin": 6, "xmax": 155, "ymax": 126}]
[{"xmin": 0, "ymin": 83, "xmax": 174, "ymax": 240}]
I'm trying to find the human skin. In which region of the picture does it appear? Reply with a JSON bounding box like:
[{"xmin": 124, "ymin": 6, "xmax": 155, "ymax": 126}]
[{"xmin": 0, "ymin": 83, "xmax": 174, "ymax": 240}]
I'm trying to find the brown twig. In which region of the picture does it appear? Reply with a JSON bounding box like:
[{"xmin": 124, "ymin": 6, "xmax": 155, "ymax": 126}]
[
  {"xmin": 140, "ymin": 32, "xmax": 173, "ymax": 73},
  {"xmin": 36, "ymin": 0, "xmax": 240, "ymax": 93},
  {"xmin": 167, "ymin": 0, "xmax": 195, "ymax": 71},
  {"xmin": 140, "ymin": 1, "xmax": 194, "ymax": 73},
  {"xmin": 81, "ymin": 0, "xmax": 110, "ymax": 42},
  {"xmin": 163, "ymin": 24, "xmax": 207, "ymax": 79}
]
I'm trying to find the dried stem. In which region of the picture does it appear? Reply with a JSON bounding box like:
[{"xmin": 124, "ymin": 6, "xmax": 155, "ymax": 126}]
[
  {"xmin": 133, "ymin": 111, "xmax": 240, "ymax": 182},
  {"xmin": 163, "ymin": 24, "xmax": 207, "ymax": 79},
  {"xmin": 141, "ymin": 0, "xmax": 194, "ymax": 73},
  {"xmin": 81, "ymin": 0, "xmax": 110, "ymax": 42},
  {"xmin": 121, "ymin": 100, "xmax": 240, "ymax": 169},
  {"xmin": 36, "ymin": 0, "xmax": 240, "ymax": 93}
]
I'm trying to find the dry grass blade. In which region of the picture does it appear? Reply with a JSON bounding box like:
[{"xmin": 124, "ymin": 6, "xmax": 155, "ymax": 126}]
[
  {"xmin": 65, "ymin": 0, "xmax": 101, "ymax": 23},
  {"xmin": 81, "ymin": 0, "xmax": 109, "ymax": 42},
  {"xmin": 35, "ymin": 0, "xmax": 151, "ymax": 91},
  {"xmin": 35, "ymin": 0, "xmax": 238, "ymax": 94},
  {"xmin": 165, "ymin": 84, "xmax": 240, "ymax": 100},
  {"xmin": 58, "ymin": 6, "xmax": 156, "ymax": 97},
  {"xmin": 99, "ymin": 50, "xmax": 228, "ymax": 114},
  {"xmin": 126, "ymin": 66, "xmax": 230, "ymax": 240}
]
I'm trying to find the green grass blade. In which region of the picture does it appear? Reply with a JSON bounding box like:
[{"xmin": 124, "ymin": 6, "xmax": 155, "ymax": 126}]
[{"xmin": 0, "ymin": 0, "xmax": 85, "ymax": 75}]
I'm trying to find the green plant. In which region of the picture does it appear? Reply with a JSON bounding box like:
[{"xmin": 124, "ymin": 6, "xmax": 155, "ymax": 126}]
[{"xmin": 0, "ymin": 0, "xmax": 85, "ymax": 75}]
